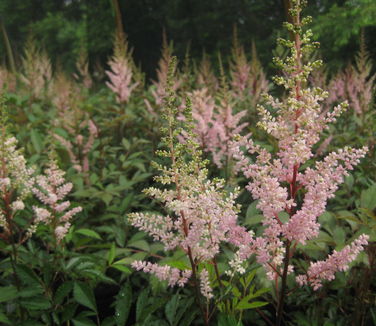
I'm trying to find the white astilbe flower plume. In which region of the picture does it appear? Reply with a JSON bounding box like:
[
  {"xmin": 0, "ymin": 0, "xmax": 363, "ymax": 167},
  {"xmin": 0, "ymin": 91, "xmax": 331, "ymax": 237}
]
[{"xmin": 30, "ymin": 159, "xmax": 82, "ymax": 241}]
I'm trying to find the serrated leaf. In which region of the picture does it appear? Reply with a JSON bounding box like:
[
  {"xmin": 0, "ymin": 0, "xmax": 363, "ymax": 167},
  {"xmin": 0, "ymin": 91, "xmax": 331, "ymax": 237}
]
[
  {"xmin": 0, "ymin": 286, "xmax": 18, "ymax": 302},
  {"xmin": 231, "ymin": 286, "xmax": 241, "ymax": 298},
  {"xmin": 112, "ymin": 264, "xmax": 132, "ymax": 274},
  {"xmin": 75, "ymin": 229, "xmax": 102, "ymax": 240},
  {"xmin": 165, "ymin": 293, "xmax": 180, "ymax": 326},
  {"xmin": 127, "ymin": 239, "xmax": 149, "ymax": 252},
  {"xmin": 20, "ymin": 296, "xmax": 51, "ymax": 310},
  {"xmin": 30, "ymin": 129, "xmax": 43, "ymax": 153},
  {"xmin": 165, "ymin": 261, "xmax": 190, "ymax": 270},
  {"xmin": 136, "ymin": 289, "xmax": 148, "ymax": 322},
  {"xmin": 236, "ymin": 300, "xmax": 268, "ymax": 310},
  {"xmin": 115, "ymin": 282, "xmax": 132, "ymax": 326},
  {"xmin": 72, "ymin": 317, "xmax": 97, "ymax": 326},
  {"xmin": 18, "ymin": 285, "xmax": 44, "ymax": 298},
  {"xmin": 0, "ymin": 311, "xmax": 11, "ymax": 324},
  {"xmin": 55, "ymin": 281, "xmax": 74, "ymax": 305},
  {"xmin": 108, "ymin": 243, "xmax": 116, "ymax": 265},
  {"xmin": 73, "ymin": 282, "xmax": 97, "ymax": 312},
  {"xmin": 360, "ymin": 184, "xmax": 376, "ymax": 210}
]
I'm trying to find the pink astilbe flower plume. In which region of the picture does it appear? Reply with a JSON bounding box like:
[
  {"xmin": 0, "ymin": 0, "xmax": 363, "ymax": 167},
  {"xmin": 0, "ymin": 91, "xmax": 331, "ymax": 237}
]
[
  {"xmin": 196, "ymin": 52, "xmax": 218, "ymax": 92},
  {"xmin": 230, "ymin": 26, "xmax": 251, "ymax": 96},
  {"xmin": 231, "ymin": 0, "xmax": 368, "ymax": 302},
  {"xmin": 144, "ymin": 31, "xmax": 182, "ymax": 115},
  {"xmin": 129, "ymin": 58, "xmax": 248, "ymax": 308},
  {"xmin": 106, "ymin": 33, "xmax": 138, "ymax": 104},
  {"xmin": 229, "ymin": 27, "xmax": 269, "ymax": 106}
]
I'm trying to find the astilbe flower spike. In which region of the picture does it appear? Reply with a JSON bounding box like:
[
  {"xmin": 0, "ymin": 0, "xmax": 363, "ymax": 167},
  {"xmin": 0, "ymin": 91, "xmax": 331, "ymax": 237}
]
[
  {"xmin": 30, "ymin": 158, "xmax": 82, "ymax": 241},
  {"xmin": 229, "ymin": 27, "xmax": 269, "ymax": 106},
  {"xmin": 74, "ymin": 44, "xmax": 93, "ymax": 89},
  {"xmin": 20, "ymin": 36, "xmax": 52, "ymax": 100},
  {"xmin": 106, "ymin": 32, "xmax": 138, "ymax": 104},
  {"xmin": 0, "ymin": 135, "xmax": 35, "ymax": 241},
  {"xmin": 231, "ymin": 2, "xmax": 368, "ymax": 322},
  {"xmin": 144, "ymin": 32, "xmax": 182, "ymax": 116},
  {"xmin": 129, "ymin": 58, "xmax": 249, "ymax": 315}
]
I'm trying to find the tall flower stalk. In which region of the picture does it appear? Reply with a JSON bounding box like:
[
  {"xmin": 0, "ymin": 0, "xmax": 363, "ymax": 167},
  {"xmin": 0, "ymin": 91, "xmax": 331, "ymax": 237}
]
[
  {"xmin": 129, "ymin": 58, "xmax": 248, "ymax": 325},
  {"xmin": 231, "ymin": 1, "xmax": 368, "ymax": 324}
]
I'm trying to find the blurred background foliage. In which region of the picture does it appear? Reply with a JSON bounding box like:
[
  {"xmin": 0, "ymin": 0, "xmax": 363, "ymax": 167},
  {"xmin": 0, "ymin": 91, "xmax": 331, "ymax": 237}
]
[{"xmin": 1, "ymin": 0, "xmax": 376, "ymax": 78}]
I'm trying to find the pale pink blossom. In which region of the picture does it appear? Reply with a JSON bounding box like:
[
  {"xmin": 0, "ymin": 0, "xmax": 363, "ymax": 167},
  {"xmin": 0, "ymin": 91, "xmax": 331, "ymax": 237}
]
[{"xmin": 296, "ymin": 234, "xmax": 369, "ymax": 290}]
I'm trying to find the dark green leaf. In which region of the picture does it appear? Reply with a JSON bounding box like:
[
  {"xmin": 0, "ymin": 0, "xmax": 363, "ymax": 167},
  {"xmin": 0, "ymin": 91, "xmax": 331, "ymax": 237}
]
[
  {"xmin": 73, "ymin": 282, "xmax": 97, "ymax": 313},
  {"xmin": 115, "ymin": 282, "xmax": 132, "ymax": 326}
]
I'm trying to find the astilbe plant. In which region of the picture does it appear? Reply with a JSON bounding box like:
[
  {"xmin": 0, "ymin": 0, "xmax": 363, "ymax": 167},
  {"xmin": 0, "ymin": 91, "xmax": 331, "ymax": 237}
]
[
  {"xmin": 129, "ymin": 58, "xmax": 249, "ymax": 325},
  {"xmin": 74, "ymin": 44, "xmax": 93, "ymax": 89},
  {"xmin": 341, "ymin": 39, "xmax": 375, "ymax": 117},
  {"xmin": 52, "ymin": 78, "xmax": 98, "ymax": 184},
  {"xmin": 30, "ymin": 157, "xmax": 82, "ymax": 243},
  {"xmin": 106, "ymin": 32, "xmax": 138, "ymax": 104},
  {"xmin": 230, "ymin": 1, "xmax": 368, "ymax": 324},
  {"xmin": 0, "ymin": 124, "xmax": 34, "ymax": 244},
  {"xmin": 0, "ymin": 66, "xmax": 16, "ymax": 93},
  {"xmin": 20, "ymin": 36, "xmax": 52, "ymax": 100},
  {"xmin": 144, "ymin": 32, "xmax": 182, "ymax": 116},
  {"xmin": 180, "ymin": 82, "xmax": 248, "ymax": 179},
  {"xmin": 230, "ymin": 27, "xmax": 269, "ymax": 107},
  {"xmin": 196, "ymin": 52, "xmax": 219, "ymax": 93}
]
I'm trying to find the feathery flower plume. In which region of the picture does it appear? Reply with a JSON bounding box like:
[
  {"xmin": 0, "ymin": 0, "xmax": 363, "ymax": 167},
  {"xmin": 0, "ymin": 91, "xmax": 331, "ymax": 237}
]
[
  {"xmin": 248, "ymin": 41, "xmax": 269, "ymax": 107},
  {"xmin": 129, "ymin": 58, "xmax": 248, "ymax": 309},
  {"xmin": 0, "ymin": 100, "xmax": 34, "ymax": 242},
  {"xmin": 74, "ymin": 44, "xmax": 93, "ymax": 89},
  {"xmin": 196, "ymin": 52, "xmax": 218, "ymax": 92},
  {"xmin": 231, "ymin": 0, "xmax": 368, "ymax": 301},
  {"xmin": 30, "ymin": 158, "xmax": 82, "ymax": 241},
  {"xmin": 230, "ymin": 27, "xmax": 269, "ymax": 106},
  {"xmin": 230, "ymin": 26, "xmax": 251, "ymax": 96},
  {"xmin": 20, "ymin": 35, "xmax": 52, "ymax": 99},
  {"xmin": 144, "ymin": 31, "xmax": 181, "ymax": 115},
  {"xmin": 106, "ymin": 32, "xmax": 138, "ymax": 104},
  {"xmin": 343, "ymin": 38, "xmax": 375, "ymax": 115},
  {"xmin": 53, "ymin": 117, "xmax": 98, "ymax": 180}
]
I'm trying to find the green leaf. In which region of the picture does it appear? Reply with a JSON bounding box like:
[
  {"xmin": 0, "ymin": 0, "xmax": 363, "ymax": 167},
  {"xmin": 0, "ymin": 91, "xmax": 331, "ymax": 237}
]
[
  {"xmin": 108, "ymin": 242, "xmax": 116, "ymax": 265},
  {"xmin": 127, "ymin": 239, "xmax": 149, "ymax": 252},
  {"xmin": 30, "ymin": 129, "xmax": 43, "ymax": 153},
  {"xmin": 54, "ymin": 281, "xmax": 74, "ymax": 305},
  {"xmin": 360, "ymin": 184, "xmax": 376, "ymax": 210},
  {"xmin": 20, "ymin": 296, "xmax": 51, "ymax": 310},
  {"xmin": 0, "ymin": 286, "xmax": 18, "ymax": 302},
  {"xmin": 236, "ymin": 300, "xmax": 268, "ymax": 310},
  {"xmin": 246, "ymin": 201, "xmax": 260, "ymax": 218},
  {"xmin": 217, "ymin": 313, "xmax": 242, "ymax": 326},
  {"xmin": 72, "ymin": 317, "xmax": 97, "ymax": 326},
  {"xmin": 111, "ymin": 264, "xmax": 132, "ymax": 274},
  {"xmin": 333, "ymin": 227, "xmax": 346, "ymax": 246},
  {"xmin": 73, "ymin": 282, "xmax": 97, "ymax": 313},
  {"xmin": 0, "ymin": 311, "xmax": 11, "ymax": 324},
  {"xmin": 75, "ymin": 229, "xmax": 102, "ymax": 240},
  {"xmin": 174, "ymin": 297, "xmax": 194, "ymax": 326},
  {"xmin": 115, "ymin": 282, "xmax": 132, "ymax": 326},
  {"xmin": 165, "ymin": 293, "xmax": 180, "ymax": 326},
  {"xmin": 165, "ymin": 260, "xmax": 190, "ymax": 270},
  {"xmin": 136, "ymin": 289, "xmax": 148, "ymax": 322},
  {"xmin": 18, "ymin": 285, "xmax": 44, "ymax": 298}
]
